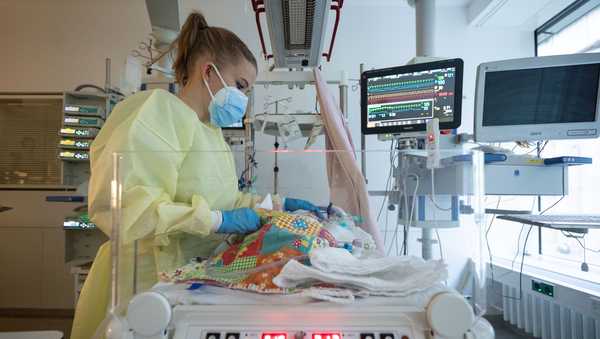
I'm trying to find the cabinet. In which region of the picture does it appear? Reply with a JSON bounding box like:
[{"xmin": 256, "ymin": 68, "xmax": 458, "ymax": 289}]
[{"xmin": 0, "ymin": 190, "xmax": 82, "ymax": 309}]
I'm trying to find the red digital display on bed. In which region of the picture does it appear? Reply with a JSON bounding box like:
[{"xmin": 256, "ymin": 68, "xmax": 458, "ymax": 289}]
[
  {"xmin": 262, "ymin": 333, "xmax": 287, "ymax": 339},
  {"xmin": 313, "ymin": 333, "xmax": 341, "ymax": 339}
]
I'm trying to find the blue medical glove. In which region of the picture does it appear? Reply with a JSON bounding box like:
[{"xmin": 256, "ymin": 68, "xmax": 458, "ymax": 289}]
[
  {"xmin": 216, "ymin": 208, "xmax": 261, "ymax": 234},
  {"xmin": 283, "ymin": 197, "xmax": 325, "ymax": 219}
]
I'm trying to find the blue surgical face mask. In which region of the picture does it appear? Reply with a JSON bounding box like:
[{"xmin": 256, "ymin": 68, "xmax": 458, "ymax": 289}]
[{"xmin": 203, "ymin": 63, "xmax": 248, "ymax": 128}]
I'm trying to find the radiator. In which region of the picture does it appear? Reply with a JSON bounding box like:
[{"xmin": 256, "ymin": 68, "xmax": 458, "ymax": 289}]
[{"xmin": 491, "ymin": 264, "xmax": 600, "ymax": 339}]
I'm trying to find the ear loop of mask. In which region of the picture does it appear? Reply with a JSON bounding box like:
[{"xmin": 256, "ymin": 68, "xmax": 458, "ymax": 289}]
[{"xmin": 202, "ymin": 63, "xmax": 228, "ymax": 99}]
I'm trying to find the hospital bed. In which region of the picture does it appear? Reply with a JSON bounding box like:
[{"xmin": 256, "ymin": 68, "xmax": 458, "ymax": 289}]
[
  {"xmin": 111, "ymin": 283, "xmax": 494, "ymax": 339},
  {"xmin": 105, "ymin": 150, "xmax": 493, "ymax": 339}
]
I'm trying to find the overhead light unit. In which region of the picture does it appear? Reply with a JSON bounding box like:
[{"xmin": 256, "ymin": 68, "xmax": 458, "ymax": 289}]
[{"xmin": 251, "ymin": 0, "xmax": 344, "ymax": 68}]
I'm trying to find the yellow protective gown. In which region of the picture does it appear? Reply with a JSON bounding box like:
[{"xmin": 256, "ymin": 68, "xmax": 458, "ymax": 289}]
[{"xmin": 71, "ymin": 89, "xmax": 260, "ymax": 339}]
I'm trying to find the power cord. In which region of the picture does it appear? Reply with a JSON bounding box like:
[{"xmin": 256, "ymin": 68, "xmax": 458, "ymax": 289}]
[
  {"xmin": 378, "ymin": 140, "xmax": 397, "ymax": 220},
  {"xmin": 486, "ymin": 197, "xmax": 502, "ymax": 282},
  {"xmin": 561, "ymin": 230, "xmax": 600, "ymax": 272},
  {"xmin": 429, "ymin": 167, "xmax": 452, "ymax": 211},
  {"xmin": 435, "ymin": 229, "xmax": 445, "ymax": 261},
  {"xmin": 428, "ymin": 167, "xmax": 452, "ymax": 260},
  {"xmin": 512, "ymin": 197, "xmax": 565, "ymax": 300},
  {"xmin": 486, "ymin": 196, "xmax": 563, "ymax": 301},
  {"xmin": 388, "ymin": 173, "xmax": 419, "ymax": 256},
  {"xmin": 380, "ymin": 140, "xmax": 397, "ymax": 247}
]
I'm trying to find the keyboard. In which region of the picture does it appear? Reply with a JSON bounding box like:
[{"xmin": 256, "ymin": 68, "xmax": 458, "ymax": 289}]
[{"xmin": 498, "ymin": 214, "xmax": 600, "ymax": 229}]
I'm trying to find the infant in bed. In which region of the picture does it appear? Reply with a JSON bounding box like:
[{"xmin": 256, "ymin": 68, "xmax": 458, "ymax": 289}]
[{"xmin": 160, "ymin": 205, "xmax": 376, "ymax": 293}]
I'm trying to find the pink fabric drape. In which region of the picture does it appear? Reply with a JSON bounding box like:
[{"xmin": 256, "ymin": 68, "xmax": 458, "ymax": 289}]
[{"xmin": 314, "ymin": 69, "xmax": 384, "ymax": 250}]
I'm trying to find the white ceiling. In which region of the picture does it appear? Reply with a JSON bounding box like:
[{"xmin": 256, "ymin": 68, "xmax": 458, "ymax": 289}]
[
  {"xmin": 437, "ymin": 0, "xmax": 473, "ymax": 7},
  {"xmin": 343, "ymin": 0, "xmax": 473, "ymax": 8},
  {"xmin": 467, "ymin": 0, "xmax": 575, "ymax": 29}
]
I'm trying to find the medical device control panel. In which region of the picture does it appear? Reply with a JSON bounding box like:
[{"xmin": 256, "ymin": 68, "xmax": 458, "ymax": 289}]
[
  {"xmin": 193, "ymin": 330, "xmax": 409, "ymax": 339},
  {"xmin": 168, "ymin": 305, "xmax": 428, "ymax": 339}
]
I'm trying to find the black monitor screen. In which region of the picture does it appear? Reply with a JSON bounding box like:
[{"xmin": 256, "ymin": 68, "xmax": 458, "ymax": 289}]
[
  {"xmin": 482, "ymin": 64, "xmax": 600, "ymax": 126},
  {"xmin": 361, "ymin": 59, "xmax": 463, "ymax": 135}
]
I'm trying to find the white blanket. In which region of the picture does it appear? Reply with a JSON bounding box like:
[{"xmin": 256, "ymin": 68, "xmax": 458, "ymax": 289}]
[
  {"xmin": 153, "ymin": 282, "xmax": 449, "ymax": 307},
  {"xmin": 273, "ymin": 247, "xmax": 447, "ymax": 296}
]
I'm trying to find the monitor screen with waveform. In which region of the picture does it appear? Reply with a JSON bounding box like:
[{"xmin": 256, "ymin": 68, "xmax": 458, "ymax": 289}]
[{"xmin": 361, "ymin": 59, "xmax": 463, "ymax": 135}]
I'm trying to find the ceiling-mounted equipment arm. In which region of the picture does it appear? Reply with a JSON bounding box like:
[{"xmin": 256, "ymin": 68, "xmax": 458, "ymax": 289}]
[
  {"xmin": 322, "ymin": 0, "xmax": 344, "ymax": 62},
  {"xmin": 251, "ymin": 0, "xmax": 273, "ymax": 60},
  {"xmin": 253, "ymin": 0, "xmax": 341, "ymax": 69}
]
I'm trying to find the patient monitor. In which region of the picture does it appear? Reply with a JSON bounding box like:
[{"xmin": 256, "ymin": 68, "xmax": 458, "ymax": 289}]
[
  {"xmin": 360, "ymin": 58, "xmax": 464, "ymax": 135},
  {"xmin": 474, "ymin": 53, "xmax": 600, "ymax": 142}
]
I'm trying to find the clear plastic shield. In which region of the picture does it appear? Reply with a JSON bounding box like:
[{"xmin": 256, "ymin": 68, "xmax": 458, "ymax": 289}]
[{"xmin": 108, "ymin": 148, "xmax": 486, "ymax": 320}]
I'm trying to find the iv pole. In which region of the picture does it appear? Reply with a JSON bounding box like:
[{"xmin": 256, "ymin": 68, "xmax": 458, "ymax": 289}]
[{"xmin": 264, "ymin": 97, "xmax": 292, "ymax": 194}]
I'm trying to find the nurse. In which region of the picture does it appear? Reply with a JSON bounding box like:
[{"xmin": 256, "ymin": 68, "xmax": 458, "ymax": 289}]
[{"xmin": 71, "ymin": 11, "xmax": 321, "ymax": 339}]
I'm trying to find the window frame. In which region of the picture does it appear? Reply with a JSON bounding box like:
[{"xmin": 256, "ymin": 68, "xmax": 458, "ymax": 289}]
[
  {"xmin": 534, "ymin": 0, "xmax": 600, "ymax": 56},
  {"xmin": 532, "ymin": 0, "xmax": 600, "ymax": 263}
]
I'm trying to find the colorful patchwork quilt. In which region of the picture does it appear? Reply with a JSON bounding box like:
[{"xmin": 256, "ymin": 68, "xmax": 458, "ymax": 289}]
[{"xmin": 159, "ymin": 209, "xmax": 337, "ymax": 293}]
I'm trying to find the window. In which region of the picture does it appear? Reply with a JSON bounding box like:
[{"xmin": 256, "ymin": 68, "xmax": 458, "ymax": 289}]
[
  {"xmin": 535, "ymin": 1, "xmax": 600, "ymax": 273},
  {"xmin": 0, "ymin": 95, "xmax": 63, "ymax": 186}
]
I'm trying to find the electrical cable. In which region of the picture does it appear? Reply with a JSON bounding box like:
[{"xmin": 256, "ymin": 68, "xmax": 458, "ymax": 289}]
[
  {"xmin": 522, "ymin": 140, "xmax": 549, "ymax": 155},
  {"xmin": 513, "ymin": 196, "xmax": 563, "ymax": 295},
  {"xmin": 74, "ymin": 84, "xmax": 105, "ymax": 93},
  {"xmin": 378, "ymin": 140, "xmax": 396, "ymax": 221},
  {"xmin": 486, "ymin": 141, "xmax": 551, "ymax": 299},
  {"xmin": 405, "ymin": 174, "xmax": 419, "ymax": 255},
  {"xmin": 392, "ymin": 173, "xmax": 419, "ymax": 256},
  {"xmin": 484, "ymin": 197, "xmax": 533, "ymax": 301},
  {"xmin": 511, "ymin": 225, "xmax": 535, "ymax": 301},
  {"xmin": 428, "ymin": 166, "xmax": 452, "ymax": 259},
  {"xmin": 387, "ymin": 172, "xmax": 418, "ymax": 256},
  {"xmin": 583, "ymin": 238, "xmax": 588, "ymax": 270},
  {"xmin": 384, "ymin": 197, "xmax": 391, "ymax": 252},
  {"xmin": 510, "ymin": 225, "xmax": 526, "ymax": 271},
  {"xmin": 495, "ymin": 200, "xmax": 537, "ymax": 281},
  {"xmin": 493, "ymin": 225, "xmax": 534, "ymax": 302},
  {"xmin": 429, "ymin": 167, "xmax": 452, "ymax": 211},
  {"xmin": 502, "ymin": 197, "xmax": 563, "ymax": 301},
  {"xmin": 74, "ymin": 84, "xmax": 125, "ymax": 97},
  {"xmin": 435, "ymin": 229, "xmax": 445, "ymax": 261},
  {"xmin": 562, "ymin": 231, "xmax": 600, "ymax": 253},
  {"xmin": 539, "ymin": 196, "xmax": 564, "ymax": 215},
  {"xmin": 380, "ymin": 141, "xmax": 397, "ymax": 249},
  {"xmin": 485, "ymin": 197, "xmax": 502, "ymax": 282},
  {"xmin": 381, "ymin": 140, "xmax": 396, "ymax": 251}
]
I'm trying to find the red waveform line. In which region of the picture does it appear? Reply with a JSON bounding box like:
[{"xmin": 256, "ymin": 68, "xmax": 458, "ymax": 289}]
[{"xmin": 368, "ymin": 92, "xmax": 435, "ymax": 105}]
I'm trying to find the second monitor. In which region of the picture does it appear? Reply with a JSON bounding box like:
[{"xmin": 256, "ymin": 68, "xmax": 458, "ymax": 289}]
[{"xmin": 361, "ymin": 58, "xmax": 463, "ymax": 135}]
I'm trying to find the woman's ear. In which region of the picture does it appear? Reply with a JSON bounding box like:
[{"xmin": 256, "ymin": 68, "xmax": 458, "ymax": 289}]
[
  {"xmin": 192, "ymin": 58, "xmax": 212, "ymax": 84},
  {"xmin": 202, "ymin": 63, "xmax": 212, "ymax": 78},
  {"xmin": 196, "ymin": 62, "xmax": 209, "ymax": 83}
]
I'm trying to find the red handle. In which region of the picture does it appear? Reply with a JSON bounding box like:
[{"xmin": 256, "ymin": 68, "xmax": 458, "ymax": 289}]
[
  {"xmin": 250, "ymin": 0, "xmax": 272, "ymax": 60},
  {"xmin": 322, "ymin": 0, "xmax": 344, "ymax": 62}
]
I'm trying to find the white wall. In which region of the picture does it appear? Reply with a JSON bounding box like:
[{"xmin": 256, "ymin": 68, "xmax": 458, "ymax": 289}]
[
  {"xmin": 194, "ymin": 0, "xmax": 535, "ymax": 286},
  {"xmin": 1, "ymin": 0, "xmax": 535, "ymax": 287},
  {"xmin": 0, "ymin": 0, "xmax": 151, "ymax": 92}
]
